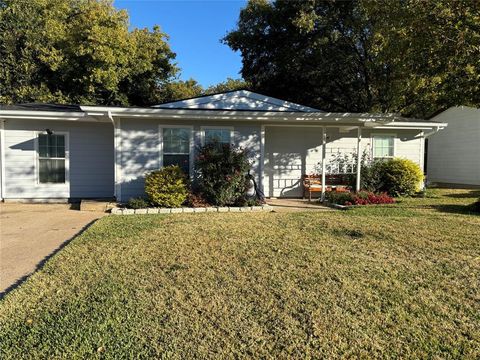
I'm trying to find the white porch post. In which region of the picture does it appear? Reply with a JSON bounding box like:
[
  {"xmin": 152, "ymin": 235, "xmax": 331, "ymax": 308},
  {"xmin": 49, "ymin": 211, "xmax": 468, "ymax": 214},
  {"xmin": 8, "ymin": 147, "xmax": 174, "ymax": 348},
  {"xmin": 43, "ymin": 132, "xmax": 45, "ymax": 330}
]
[
  {"xmin": 321, "ymin": 126, "xmax": 326, "ymax": 202},
  {"xmin": 356, "ymin": 126, "xmax": 362, "ymax": 192},
  {"xmin": 259, "ymin": 125, "xmax": 265, "ymax": 195}
]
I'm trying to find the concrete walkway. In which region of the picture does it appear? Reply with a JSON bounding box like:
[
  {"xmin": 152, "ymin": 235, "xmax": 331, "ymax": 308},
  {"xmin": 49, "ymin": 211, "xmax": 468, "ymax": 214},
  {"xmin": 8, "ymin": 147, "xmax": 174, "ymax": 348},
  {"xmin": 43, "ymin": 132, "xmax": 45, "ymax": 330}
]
[
  {"xmin": 266, "ymin": 198, "xmax": 333, "ymax": 212},
  {"xmin": 0, "ymin": 203, "xmax": 105, "ymax": 296}
]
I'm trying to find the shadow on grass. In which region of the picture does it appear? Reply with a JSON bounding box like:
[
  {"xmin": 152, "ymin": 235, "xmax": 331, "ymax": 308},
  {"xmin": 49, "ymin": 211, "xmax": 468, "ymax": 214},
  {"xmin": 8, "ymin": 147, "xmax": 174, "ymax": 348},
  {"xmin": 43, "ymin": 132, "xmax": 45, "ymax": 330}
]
[
  {"xmin": 443, "ymin": 190, "xmax": 480, "ymax": 199},
  {"xmin": 430, "ymin": 204, "xmax": 480, "ymax": 215},
  {"xmin": 0, "ymin": 219, "xmax": 99, "ymax": 300}
]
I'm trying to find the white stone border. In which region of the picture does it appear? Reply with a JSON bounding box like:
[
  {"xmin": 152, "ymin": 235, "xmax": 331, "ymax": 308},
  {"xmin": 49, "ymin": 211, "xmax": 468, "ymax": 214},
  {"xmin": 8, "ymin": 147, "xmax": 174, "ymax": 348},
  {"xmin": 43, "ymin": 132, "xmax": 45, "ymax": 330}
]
[{"xmin": 110, "ymin": 205, "xmax": 272, "ymax": 215}]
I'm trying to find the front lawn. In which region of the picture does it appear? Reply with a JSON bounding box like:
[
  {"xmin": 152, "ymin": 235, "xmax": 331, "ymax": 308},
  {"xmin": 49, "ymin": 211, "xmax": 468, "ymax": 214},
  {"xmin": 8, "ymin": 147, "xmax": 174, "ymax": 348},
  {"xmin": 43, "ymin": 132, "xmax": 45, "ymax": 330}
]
[{"xmin": 1, "ymin": 189, "xmax": 479, "ymax": 358}]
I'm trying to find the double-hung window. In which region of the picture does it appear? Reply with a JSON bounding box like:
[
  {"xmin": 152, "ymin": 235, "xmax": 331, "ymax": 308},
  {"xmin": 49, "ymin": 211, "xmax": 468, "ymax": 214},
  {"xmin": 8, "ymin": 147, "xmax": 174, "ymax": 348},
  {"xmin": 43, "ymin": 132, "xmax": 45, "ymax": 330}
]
[
  {"xmin": 372, "ymin": 135, "xmax": 395, "ymax": 159},
  {"xmin": 162, "ymin": 127, "xmax": 191, "ymax": 175},
  {"xmin": 203, "ymin": 127, "xmax": 232, "ymax": 146},
  {"xmin": 38, "ymin": 134, "xmax": 66, "ymax": 183}
]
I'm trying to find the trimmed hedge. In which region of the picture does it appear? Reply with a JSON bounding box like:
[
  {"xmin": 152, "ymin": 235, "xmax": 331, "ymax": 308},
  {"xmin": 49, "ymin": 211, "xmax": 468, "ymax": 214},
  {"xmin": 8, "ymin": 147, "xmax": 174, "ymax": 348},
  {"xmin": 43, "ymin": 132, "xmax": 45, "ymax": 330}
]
[{"xmin": 145, "ymin": 166, "xmax": 188, "ymax": 208}]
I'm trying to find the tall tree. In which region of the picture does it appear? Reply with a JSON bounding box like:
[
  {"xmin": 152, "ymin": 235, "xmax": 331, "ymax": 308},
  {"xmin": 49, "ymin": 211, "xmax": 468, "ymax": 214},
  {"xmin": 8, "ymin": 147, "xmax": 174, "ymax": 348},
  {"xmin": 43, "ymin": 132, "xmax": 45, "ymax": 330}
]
[
  {"xmin": 224, "ymin": 0, "xmax": 480, "ymax": 117},
  {"xmin": 0, "ymin": 0, "xmax": 177, "ymax": 105}
]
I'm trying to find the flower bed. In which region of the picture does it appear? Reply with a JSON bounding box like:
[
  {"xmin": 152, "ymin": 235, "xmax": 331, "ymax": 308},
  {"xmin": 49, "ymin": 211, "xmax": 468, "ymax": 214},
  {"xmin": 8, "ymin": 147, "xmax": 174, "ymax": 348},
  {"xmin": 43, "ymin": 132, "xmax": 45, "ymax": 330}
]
[{"xmin": 326, "ymin": 191, "xmax": 395, "ymax": 208}]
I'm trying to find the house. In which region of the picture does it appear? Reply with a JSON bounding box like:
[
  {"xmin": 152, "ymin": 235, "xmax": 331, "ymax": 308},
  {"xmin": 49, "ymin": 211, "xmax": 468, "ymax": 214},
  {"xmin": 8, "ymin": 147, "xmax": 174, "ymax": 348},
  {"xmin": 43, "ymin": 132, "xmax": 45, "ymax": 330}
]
[
  {"xmin": 427, "ymin": 106, "xmax": 480, "ymax": 187},
  {"xmin": 0, "ymin": 90, "xmax": 447, "ymax": 202}
]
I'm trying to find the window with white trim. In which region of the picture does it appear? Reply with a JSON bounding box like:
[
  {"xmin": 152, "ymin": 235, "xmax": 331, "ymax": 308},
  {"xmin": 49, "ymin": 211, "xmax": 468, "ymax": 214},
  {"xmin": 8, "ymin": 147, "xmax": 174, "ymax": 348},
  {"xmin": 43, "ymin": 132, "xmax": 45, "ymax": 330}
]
[
  {"xmin": 38, "ymin": 134, "xmax": 66, "ymax": 183},
  {"xmin": 372, "ymin": 135, "xmax": 394, "ymax": 159},
  {"xmin": 203, "ymin": 128, "xmax": 232, "ymax": 145},
  {"xmin": 163, "ymin": 128, "xmax": 191, "ymax": 174}
]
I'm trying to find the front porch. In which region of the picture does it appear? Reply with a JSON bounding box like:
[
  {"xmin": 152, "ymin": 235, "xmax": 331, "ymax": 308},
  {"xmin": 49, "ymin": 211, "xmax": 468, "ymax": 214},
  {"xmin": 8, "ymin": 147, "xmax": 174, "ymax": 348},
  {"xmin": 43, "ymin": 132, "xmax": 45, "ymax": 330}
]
[{"xmin": 259, "ymin": 125, "xmax": 363, "ymax": 201}]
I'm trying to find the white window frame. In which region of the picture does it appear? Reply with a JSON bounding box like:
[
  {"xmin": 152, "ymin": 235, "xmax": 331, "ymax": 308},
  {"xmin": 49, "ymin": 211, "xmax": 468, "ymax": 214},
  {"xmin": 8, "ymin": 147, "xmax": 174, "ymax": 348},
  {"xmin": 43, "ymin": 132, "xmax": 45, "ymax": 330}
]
[
  {"xmin": 200, "ymin": 126, "xmax": 234, "ymax": 146},
  {"xmin": 159, "ymin": 125, "xmax": 194, "ymax": 178},
  {"xmin": 371, "ymin": 133, "xmax": 396, "ymax": 159},
  {"xmin": 34, "ymin": 131, "xmax": 70, "ymax": 186}
]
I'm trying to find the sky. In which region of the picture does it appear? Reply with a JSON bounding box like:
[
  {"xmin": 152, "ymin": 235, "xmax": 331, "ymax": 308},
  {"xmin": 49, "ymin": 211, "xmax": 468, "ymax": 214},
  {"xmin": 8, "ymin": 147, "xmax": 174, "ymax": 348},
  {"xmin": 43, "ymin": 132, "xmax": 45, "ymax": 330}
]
[{"xmin": 115, "ymin": 0, "xmax": 246, "ymax": 87}]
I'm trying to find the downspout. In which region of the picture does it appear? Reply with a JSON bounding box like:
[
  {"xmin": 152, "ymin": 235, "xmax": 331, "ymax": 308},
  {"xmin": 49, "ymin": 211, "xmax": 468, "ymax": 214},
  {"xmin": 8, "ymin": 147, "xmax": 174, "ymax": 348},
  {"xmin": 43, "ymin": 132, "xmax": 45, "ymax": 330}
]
[
  {"xmin": 0, "ymin": 119, "xmax": 5, "ymax": 201},
  {"xmin": 107, "ymin": 111, "xmax": 121, "ymax": 202}
]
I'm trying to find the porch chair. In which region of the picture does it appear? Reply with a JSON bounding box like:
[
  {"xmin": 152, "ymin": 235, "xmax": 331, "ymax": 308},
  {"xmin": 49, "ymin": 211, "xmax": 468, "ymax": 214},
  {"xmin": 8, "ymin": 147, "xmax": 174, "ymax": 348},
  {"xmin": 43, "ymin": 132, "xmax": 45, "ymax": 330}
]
[{"xmin": 302, "ymin": 174, "xmax": 350, "ymax": 201}]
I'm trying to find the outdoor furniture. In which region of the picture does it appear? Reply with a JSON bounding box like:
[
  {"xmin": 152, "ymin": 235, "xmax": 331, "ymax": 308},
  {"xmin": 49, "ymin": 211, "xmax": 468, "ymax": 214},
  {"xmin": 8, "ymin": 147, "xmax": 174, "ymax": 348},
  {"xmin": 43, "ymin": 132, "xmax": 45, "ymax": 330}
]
[{"xmin": 302, "ymin": 174, "xmax": 350, "ymax": 201}]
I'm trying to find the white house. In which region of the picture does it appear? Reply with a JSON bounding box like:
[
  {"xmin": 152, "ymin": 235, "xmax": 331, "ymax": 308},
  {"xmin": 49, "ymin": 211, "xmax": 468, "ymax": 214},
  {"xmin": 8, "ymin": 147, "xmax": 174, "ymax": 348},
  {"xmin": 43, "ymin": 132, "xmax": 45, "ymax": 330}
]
[
  {"xmin": 427, "ymin": 106, "xmax": 480, "ymax": 187},
  {"xmin": 0, "ymin": 90, "xmax": 447, "ymax": 202}
]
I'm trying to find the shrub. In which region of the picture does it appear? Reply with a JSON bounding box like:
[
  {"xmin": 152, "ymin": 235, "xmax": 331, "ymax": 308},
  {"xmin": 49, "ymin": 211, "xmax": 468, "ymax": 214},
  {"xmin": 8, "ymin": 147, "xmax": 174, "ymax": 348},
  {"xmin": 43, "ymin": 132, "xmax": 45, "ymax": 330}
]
[
  {"xmin": 185, "ymin": 192, "xmax": 210, "ymax": 208},
  {"xmin": 377, "ymin": 158, "xmax": 424, "ymax": 196},
  {"xmin": 126, "ymin": 197, "xmax": 150, "ymax": 209},
  {"xmin": 359, "ymin": 158, "xmax": 423, "ymax": 196},
  {"xmin": 326, "ymin": 191, "xmax": 395, "ymax": 206},
  {"xmin": 145, "ymin": 166, "xmax": 188, "ymax": 207},
  {"xmin": 195, "ymin": 142, "xmax": 251, "ymax": 206}
]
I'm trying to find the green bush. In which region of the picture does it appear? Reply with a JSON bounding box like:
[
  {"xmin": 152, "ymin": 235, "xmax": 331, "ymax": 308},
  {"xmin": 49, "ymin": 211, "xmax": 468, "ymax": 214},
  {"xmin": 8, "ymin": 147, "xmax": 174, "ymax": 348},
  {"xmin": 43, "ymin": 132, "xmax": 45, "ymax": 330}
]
[
  {"xmin": 145, "ymin": 166, "xmax": 188, "ymax": 207},
  {"xmin": 360, "ymin": 158, "xmax": 423, "ymax": 196},
  {"xmin": 377, "ymin": 158, "xmax": 424, "ymax": 196},
  {"xmin": 127, "ymin": 197, "xmax": 150, "ymax": 209},
  {"xmin": 195, "ymin": 142, "xmax": 251, "ymax": 206}
]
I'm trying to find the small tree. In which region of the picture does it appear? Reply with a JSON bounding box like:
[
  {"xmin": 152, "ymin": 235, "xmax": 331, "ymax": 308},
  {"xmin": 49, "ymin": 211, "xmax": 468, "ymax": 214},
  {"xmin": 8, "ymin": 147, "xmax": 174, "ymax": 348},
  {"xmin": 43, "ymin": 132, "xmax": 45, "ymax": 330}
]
[{"xmin": 195, "ymin": 142, "xmax": 251, "ymax": 206}]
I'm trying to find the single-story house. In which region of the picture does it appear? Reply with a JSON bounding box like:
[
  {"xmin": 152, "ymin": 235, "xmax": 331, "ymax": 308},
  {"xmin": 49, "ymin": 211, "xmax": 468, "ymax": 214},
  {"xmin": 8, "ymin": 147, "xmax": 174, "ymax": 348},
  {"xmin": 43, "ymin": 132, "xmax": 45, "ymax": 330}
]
[
  {"xmin": 0, "ymin": 90, "xmax": 447, "ymax": 202},
  {"xmin": 427, "ymin": 106, "xmax": 480, "ymax": 187}
]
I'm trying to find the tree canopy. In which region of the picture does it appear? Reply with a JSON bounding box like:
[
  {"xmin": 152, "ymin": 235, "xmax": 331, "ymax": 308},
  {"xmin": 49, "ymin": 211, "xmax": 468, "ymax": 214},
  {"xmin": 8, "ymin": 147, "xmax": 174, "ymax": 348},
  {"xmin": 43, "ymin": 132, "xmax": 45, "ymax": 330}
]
[
  {"xmin": 224, "ymin": 0, "xmax": 480, "ymax": 117},
  {"xmin": 0, "ymin": 0, "xmax": 177, "ymax": 106}
]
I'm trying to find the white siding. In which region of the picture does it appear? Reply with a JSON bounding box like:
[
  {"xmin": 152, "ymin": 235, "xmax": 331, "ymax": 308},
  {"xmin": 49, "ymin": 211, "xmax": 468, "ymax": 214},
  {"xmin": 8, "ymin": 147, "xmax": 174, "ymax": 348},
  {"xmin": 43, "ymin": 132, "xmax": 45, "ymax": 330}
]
[
  {"xmin": 3, "ymin": 119, "xmax": 114, "ymax": 199},
  {"xmin": 119, "ymin": 118, "xmax": 262, "ymax": 202},
  {"xmin": 264, "ymin": 127, "xmax": 424, "ymax": 198},
  {"xmin": 427, "ymin": 106, "xmax": 480, "ymax": 186}
]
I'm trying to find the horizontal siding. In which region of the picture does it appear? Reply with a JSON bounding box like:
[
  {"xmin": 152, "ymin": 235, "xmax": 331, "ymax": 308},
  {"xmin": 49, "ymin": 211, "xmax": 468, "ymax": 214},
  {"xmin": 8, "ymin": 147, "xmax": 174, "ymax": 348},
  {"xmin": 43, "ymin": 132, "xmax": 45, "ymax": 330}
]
[
  {"xmin": 265, "ymin": 127, "xmax": 424, "ymax": 198},
  {"xmin": 119, "ymin": 119, "xmax": 262, "ymax": 201},
  {"xmin": 428, "ymin": 107, "xmax": 480, "ymax": 185},
  {"xmin": 3, "ymin": 120, "xmax": 114, "ymax": 199}
]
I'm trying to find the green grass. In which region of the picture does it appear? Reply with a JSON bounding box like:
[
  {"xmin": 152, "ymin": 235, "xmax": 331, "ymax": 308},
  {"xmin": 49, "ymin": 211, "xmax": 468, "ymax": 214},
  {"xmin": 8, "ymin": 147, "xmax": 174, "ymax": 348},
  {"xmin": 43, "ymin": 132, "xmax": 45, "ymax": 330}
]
[{"xmin": 1, "ymin": 189, "xmax": 479, "ymax": 358}]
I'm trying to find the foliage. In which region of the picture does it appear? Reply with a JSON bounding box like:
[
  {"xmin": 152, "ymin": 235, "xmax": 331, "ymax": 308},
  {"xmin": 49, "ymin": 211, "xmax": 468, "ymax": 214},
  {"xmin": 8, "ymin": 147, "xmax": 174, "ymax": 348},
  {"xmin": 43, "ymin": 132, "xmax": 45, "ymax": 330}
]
[
  {"xmin": 184, "ymin": 192, "xmax": 210, "ymax": 208},
  {"xmin": 327, "ymin": 191, "xmax": 395, "ymax": 206},
  {"xmin": 144, "ymin": 166, "xmax": 188, "ymax": 208},
  {"xmin": 195, "ymin": 142, "xmax": 251, "ymax": 206},
  {"xmin": 0, "ymin": 189, "xmax": 479, "ymax": 358},
  {"xmin": 0, "ymin": 0, "xmax": 177, "ymax": 106},
  {"xmin": 160, "ymin": 78, "xmax": 204, "ymax": 102},
  {"xmin": 205, "ymin": 78, "xmax": 250, "ymax": 95},
  {"xmin": 358, "ymin": 158, "xmax": 424, "ymax": 196},
  {"xmin": 376, "ymin": 158, "xmax": 424, "ymax": 196},
  {"xmin": 224, "ymin": 0, "xmax": 480, "ymax": 117},
  {"xmin": 126, "ymin": 197, "xmax": 150, "ymax": 209}
]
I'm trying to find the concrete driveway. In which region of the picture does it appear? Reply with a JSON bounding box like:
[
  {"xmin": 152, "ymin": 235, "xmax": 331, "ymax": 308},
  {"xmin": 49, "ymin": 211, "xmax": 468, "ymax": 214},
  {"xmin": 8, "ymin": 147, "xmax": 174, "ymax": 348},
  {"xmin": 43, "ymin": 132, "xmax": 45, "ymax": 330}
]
[{"xmin": 0, "ymin": 203, "xmax": 105, "ymax": 295}]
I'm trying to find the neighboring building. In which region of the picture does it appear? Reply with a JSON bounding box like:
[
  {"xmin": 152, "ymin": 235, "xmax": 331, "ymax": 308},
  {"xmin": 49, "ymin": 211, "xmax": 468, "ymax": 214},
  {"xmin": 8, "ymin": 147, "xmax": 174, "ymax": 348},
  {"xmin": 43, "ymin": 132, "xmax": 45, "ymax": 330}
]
[
  {"xmin": 0, "ymin": 91, "xmax": 446, "ymax": 202},
  {"xmin": 427, "ymin": 106, "xmax": 480, "ymax": 187}
]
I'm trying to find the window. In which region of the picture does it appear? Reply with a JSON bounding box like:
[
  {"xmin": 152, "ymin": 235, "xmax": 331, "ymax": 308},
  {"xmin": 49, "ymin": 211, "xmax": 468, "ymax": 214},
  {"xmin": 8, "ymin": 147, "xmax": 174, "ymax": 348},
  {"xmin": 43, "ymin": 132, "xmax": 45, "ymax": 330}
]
[
  {"xmin": 373, "ymin": 135, "xmax": 394, "ymax": 159},
  {"xmin": 162, "ymin": 127, "xmax": 191, "ymax": 174},
  {"xmin": 203, "ymin": 128, "xmax": 232, "ymax": 145},
  {"xmin": 38, "ymin": 134, "xmax": 66, "ymax": 183}
]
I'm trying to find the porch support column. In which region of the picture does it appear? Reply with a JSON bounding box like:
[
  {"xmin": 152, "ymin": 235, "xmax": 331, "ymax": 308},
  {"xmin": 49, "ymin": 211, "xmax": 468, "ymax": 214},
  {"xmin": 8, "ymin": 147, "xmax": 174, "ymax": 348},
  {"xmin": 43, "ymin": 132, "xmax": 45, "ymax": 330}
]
[
  {"xmin": 356, "ymin": 126, "xmax": 362, "ymax": 192},
  {"xmin": 259, "ymin": 125, "xmax": 265, "ymax": 195},
  {"xmin": 321, "ymin": 126, "xmax": 326, "ymax": 202}
]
